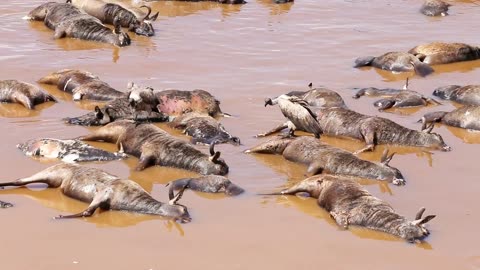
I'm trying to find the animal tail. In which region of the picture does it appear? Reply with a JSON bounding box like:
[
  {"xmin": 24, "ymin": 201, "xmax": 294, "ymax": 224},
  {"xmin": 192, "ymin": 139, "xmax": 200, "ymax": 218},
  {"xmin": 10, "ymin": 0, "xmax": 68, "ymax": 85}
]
[
  {"xmin": 413, "ymin": 61, "xmax": 434, "ymax": 77},
  {"xmin": 353, "ymin": 56, "xmax": 375, "ymax": 68}
]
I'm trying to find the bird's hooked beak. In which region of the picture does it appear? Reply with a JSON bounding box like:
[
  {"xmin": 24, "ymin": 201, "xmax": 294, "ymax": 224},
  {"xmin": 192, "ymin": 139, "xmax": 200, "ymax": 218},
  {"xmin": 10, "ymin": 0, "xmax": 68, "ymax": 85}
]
[{"xmin": 264, "ymin": 98, "xmax": 273, "ymax": 107}]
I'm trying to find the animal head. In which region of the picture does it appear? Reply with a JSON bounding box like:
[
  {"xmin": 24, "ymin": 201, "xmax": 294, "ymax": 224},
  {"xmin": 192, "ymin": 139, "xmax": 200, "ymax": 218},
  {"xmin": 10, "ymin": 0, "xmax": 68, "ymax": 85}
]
[
  {"xmin": 165, "ymin": 186, "xmax": 191, "ymax": 223},
  {"xmin": 130, "ymin": 6, "xmax": 158, "ymax": 37},
  {"xmin": 205, "ymin": 143, "xmax": 229, "ymax": 175},
  {"xmin": 228, "ymin": 136, "xmax": 241, "ymax": 146},
  {"xmin": 377, "ymin": 149, "xmax": 406, "ymax": 185},
  {"xmin": 17, "ymin": 139, "xmax": 48, "ymax": 157},
  {"xmin": 113, "ymin": 18, "xmax": 131, "ymax": 47},
  {"xmin": 402, "ymin": 207, "xmax": 436, "ymax": 242},
  {"xmin": 432, "ymin": 85, "xmax": 461, "ymax": 99},
  {"xmin": 127, "ymin": 82, "xmax": 156, "ymax": 106},
  {"xmin": 94, "ymin": 106, "xmax": 114, "ymax": 125},
  {"xmin": 421, "ymin": 122, "xmax": 451, "ymax": 152}
]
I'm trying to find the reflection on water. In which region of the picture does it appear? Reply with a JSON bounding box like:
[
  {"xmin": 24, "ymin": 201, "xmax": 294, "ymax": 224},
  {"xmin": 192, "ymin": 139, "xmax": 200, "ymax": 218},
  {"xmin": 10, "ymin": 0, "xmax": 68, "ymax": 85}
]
[
  {"xmin": 1, "ymin": 0, "xmax": 480, "ymax": 268},
  {"xmin": 0, "ymin": 102, "xmax": 55, "ymax": 118},
  {"xmin": 260, "ymin": 193, "xmax": 433, "ymax": 249},
  {"xmin": 0, "ymin": 185, "xmax": 185, "ymax": 231},
  {"xmin": 445, "ymin": 125, "xmax": 480, "ymax": 144}
]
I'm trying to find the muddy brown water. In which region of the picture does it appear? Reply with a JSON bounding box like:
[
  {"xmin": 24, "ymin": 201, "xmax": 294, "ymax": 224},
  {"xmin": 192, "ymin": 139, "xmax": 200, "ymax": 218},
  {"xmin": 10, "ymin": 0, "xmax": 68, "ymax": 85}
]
[{"xmin": 1, "ymin": 0, "xmax": 480, "ymax": 269}]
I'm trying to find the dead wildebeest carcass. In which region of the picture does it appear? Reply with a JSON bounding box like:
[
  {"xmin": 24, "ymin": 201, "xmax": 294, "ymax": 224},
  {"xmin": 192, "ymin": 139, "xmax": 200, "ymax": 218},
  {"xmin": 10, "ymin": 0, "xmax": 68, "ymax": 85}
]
[
  {"xmin": 79, "ymin": 120, "xmax": 229, "ymax": 175},
  {"xmin": 262, "ymin": 174, "xmax": 435, "ymax": 242},
  {"xmin": 38, "ymin": 69, "xmax": 125, "ymax": 101},
  {"xmin": 0, "ymin": 163, "xmax": 191, "ymax": 222},
  {"xmin": 71, "ymin": 0, "xmax": 158, "ymax": 36},
  {"xmin": 245, "ymin": 136, "xmax": 405, "ymax": 185}
]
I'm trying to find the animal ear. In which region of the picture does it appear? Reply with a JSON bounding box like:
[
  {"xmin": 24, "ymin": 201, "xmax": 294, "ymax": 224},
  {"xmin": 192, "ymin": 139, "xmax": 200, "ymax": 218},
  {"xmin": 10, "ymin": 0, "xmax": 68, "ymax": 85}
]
[
  {"xmin": 413, "ymin": 215, "xmax": 436, "ymax": 226},
  {"xmin": 415, "ymin": 53, "xmax": 427, "ymax": 62},
  {"xmin": 94, "ymin": 106, "xmax": 104, "ymax": 118},
  {"xmin": 149, "ymin": 12, "xmax": 159, "ymax": 21},
  {"xmin": 415, "ymin": 207, "xmax": 426, "ymax": 220}
]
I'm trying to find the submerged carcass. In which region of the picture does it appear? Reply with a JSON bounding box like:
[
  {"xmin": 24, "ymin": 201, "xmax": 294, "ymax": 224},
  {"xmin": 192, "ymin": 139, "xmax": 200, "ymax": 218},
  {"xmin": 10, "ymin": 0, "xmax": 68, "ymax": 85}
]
[
  {"xmin": 0, "ymin": 163, "xmax": 191, "ymax": 222},
  {"xmin": 263, "ymin": 174, "xmax": 435, "ymax": 242}
]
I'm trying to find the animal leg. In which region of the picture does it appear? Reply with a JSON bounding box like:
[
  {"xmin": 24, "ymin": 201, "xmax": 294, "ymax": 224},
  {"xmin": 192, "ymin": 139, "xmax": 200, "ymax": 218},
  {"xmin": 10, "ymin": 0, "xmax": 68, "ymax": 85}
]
[
  {"xmin": 255, "ymin": 122, "xmax": 288, "ymax": 137},
  {"xmin": 425, "ymin": 98, "xmax": 442, "ymax": 105},
  {"xmin": 354, "ymin": 126, "xmax": 376, "ymax": 154},
  {"xmin": 0, "ymin": 176, "xmax": 54, "ymax": 188},
  {"xmin": 54, "ymin": 27, "xmax": 66, "ymax": 39},
  {"xmin": 15, "ymin": 95, "xmax": 34, "ymax": 110},
  {"xmin": 135, "ymin": 153, "xmax": 155, "ymax": 171},
  {"xmin": 330, "ymin": 210, "xmax": 349, "ymax": 229},
  {"xmin": 54, "ymin": 188, "xmax": 112, "ymax": 219},
  {"xmin": 306, "ymin": 162, "xmax": 324, "ymax": 176}
]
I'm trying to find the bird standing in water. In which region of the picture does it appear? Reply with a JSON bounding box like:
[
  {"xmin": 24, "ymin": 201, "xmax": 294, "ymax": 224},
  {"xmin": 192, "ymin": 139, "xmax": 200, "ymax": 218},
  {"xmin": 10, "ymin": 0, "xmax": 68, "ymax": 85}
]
[{"xmin": 264, "ymin": 94, "xmax": 322, "ymax": 138}]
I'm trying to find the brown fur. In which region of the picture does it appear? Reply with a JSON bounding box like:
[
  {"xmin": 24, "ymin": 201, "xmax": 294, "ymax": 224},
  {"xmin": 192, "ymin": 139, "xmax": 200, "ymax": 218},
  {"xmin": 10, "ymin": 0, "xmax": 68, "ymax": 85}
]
[
  {"xmin": 26, "ymin": 2, "xmax": 131, "ymax": 47},
  {"xmin": 433, "ymin": 85, "xmax": 480, "ymax": 105},
  {"xmin": 286, "ymin": 85, "xmax": 347, "ymax": 109},
  {"xmin": 264, "ymin": 174, "xmax": 435, "ymax": 242},
  {"xmin": 409, "ymin": 42, "xmax": 480, "ymax": 65},
  {"xmin": 167, "ymin": 175, "xmax": 244, "ymax": 199},
  {"xmin": 354, "ymin": 79, "xmax": 441, "ymax": 110},
  {"xmin": 71, "ymin": 0, "xmax": 158, "ymax": 36},
  {"xmin": 0, "ymin": 80, "xmax": 57, "ymax": 109},
  {"xmin": 420, "ymin": 0, "xmax": 450, "ymax": 16},
  {"xmin": 421, "ymin": 105, "xmax": 480, "ymax": 130},
  {"xmin": 353, "ymin": 52, "xmax": 434, "ymax": 77},
  {"xmin": 246, "ymin": 136, "xmax": 405, "ymax": 185},
  {"xmin": 0, "ymin": 163, "xmax": 191, "ymax": 222},
  {"xmin": 38, "ymin": 69, "xmax": 125, "ymax": 101},
  {"xmin": 80, "ymin": 120, "xmax": 229, "ymax": 175},
  {"xmin": 316, "ymin": 108, "xmax": 451, "ymax": 153},
  {"xmin": 258, "ymin": 107, "xmax": 450, "ymax": 153}
]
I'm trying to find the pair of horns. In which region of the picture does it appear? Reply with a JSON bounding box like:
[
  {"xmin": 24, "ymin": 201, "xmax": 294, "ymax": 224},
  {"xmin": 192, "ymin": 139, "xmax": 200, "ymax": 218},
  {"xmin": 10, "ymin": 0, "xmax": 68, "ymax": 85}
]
[
  {"xmin": 209, "ymin": 143, "xmax": 221, "ymax": 163},
  {"xmin": 421, "ymin": 121, "xmax": 435, "ymax": 133},
  {"xmin": 140, "ymin": 5, "xmax": 158, "ymax": 21},
  {"xmin": 380, "ymin": 149, "xmax": 395, "ymax": 165},
  {"xmin": 169, "ymin": 185, "xmax": 187, "ymax": 205},
  {"xmin": 412, "ymin": 207, "xmax": 436, "ymax": 226}
]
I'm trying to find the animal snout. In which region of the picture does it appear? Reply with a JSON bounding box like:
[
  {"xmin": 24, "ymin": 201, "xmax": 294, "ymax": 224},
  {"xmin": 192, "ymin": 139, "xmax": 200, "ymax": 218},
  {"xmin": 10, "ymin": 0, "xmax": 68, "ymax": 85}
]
[
  {"xmin": 264, "ymin": 98, "xmax": 273, "ymax": 107},
  {"xmin": 441, "ymin": 145, "xmax": 452, "ymax": 152}
]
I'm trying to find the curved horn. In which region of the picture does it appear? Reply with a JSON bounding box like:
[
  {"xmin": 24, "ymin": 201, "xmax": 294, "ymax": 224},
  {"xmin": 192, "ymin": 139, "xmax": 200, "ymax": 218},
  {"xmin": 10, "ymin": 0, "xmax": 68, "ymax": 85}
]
[
  {"xmin": 169, "ymin": 185, "xmax": 187, "ymax": 205},
  {"xmin": 139, "ymin": 5, "xmax": 152, "ymax": 20},
  {"xmin": 209, "ymin": 142, "xmax": 216, "ymax": 156}
]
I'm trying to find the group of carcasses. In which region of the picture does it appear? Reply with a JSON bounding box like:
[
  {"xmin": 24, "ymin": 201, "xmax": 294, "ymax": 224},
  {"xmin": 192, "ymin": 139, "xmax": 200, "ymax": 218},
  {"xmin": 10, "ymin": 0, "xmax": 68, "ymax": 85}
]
[{"xmin": 0, "ymin": 0, "xmax": 479, "ymax": 243}]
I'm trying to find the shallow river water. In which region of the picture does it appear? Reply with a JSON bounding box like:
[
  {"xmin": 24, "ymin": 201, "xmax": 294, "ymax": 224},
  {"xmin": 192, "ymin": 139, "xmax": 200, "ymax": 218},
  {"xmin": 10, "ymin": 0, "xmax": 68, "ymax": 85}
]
[{"xmin": 1, "ymin": 0, "xmax": 480, "ymax": 269}]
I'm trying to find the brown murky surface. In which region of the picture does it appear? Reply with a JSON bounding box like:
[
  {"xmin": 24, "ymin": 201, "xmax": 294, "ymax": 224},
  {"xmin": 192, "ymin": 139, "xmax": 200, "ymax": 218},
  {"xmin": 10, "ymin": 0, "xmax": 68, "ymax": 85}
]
[{"xmin": 1, "ymin": 0, "xmax": 480, "ymax": 269}]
